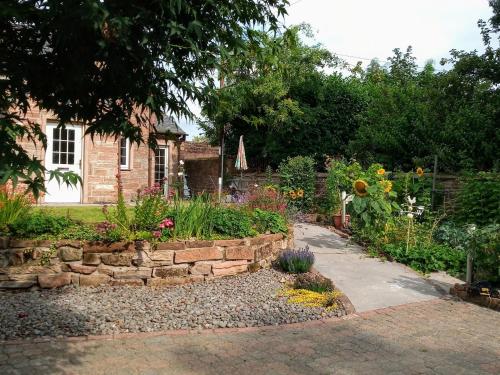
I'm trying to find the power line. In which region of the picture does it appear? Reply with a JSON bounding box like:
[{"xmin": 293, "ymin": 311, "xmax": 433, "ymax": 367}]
[{"xmin": 331, "ymin": 51, "xmax": 447, "ymax": 72}]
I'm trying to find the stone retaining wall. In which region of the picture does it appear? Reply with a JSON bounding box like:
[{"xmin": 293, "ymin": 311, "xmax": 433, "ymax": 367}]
[
  {"xmin": 0, "ymin": 229, "xmax": 294, "ymax": 290},
  {"xmin": 450, "ymin": 283, "xmax": 500, "ymax": 311}
]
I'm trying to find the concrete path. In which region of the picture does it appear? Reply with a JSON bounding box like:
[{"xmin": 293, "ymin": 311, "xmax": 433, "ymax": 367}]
[
  {"xmin": 1, "ymin": 299, "xmax": 499, "ymax": 375},
  {"xmin": 294, "ymin": 223, "xmax": 461, "ymax": 312}
]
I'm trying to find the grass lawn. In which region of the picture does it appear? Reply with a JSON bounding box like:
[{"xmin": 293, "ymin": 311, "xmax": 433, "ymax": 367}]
[{"xmin": 34, "ymin": 206, "xmax": 134, "ymax": 224}]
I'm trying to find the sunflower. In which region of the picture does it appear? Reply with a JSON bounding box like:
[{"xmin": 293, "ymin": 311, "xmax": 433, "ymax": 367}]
[
  {"xmin": 353, "ymin": 179, "xmax": 369, "ymax": 197},
  {"xmin": 377, "ymin": 168, "xmax": 385, "ymax": 175},
  {"xmin": 380, "ymin": 180, "xmax": 393, "ymax": 193},
  {"xmin": 416, "ymin": 167, "xmax": 424, "ymax": 177},
  {"xmin": 296, "ymin": 189, "xmax": 304, "ymax": 198},
  {"xmin": 289, "ymin": 191, "xmax": 297, "ymax": 200}
]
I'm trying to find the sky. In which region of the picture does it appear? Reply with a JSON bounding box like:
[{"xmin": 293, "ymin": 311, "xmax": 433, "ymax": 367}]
[{"xmin": 179, "ymin": 0, "xmax": 494, "ymax": 139}]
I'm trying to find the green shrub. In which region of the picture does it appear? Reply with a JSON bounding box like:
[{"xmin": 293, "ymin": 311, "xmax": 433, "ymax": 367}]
[
  {"xmin": 57, "ymin": 225, "xmax": 101, "ymax": 241},
  {"xmin": 10, "ymin": 210, "xmax": 72, "ymax": 238},
  {"xmin": 212, "ymin": 207, "xmax": 256, "ymax": 238},
  {"xmin": 382, "ymin": 242, "xmax": 466, "ymax": 275},
  {"xmin": 453, "ymin": 172, "xmax": 500, "ymax": 226},
  {"xmin": 278, "ymin": 156, "xmax": 316, "ymax": 212},
  {"xmin": 435, "ymin": 221, "xmax": 499, "ymax": 282},
  {"xmin": 0, "ymin": 190, "xmax": 31, "ymax": 235},
  {"xmin": 294, "ymin": 272, "xmax": 333, "ymax": 293},
  {"xmin": 252, "ymin": 208, "xmax": 287, "ymax": 234},
  {"xmin": 277, "ymin": 246, "xmax": 314, "ymax": 273}
]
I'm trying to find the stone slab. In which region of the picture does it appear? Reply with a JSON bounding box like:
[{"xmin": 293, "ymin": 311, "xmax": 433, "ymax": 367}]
[
  {"xmin": 174, "ymin": 247, "xmax": 223, "ymax": 263},
  {"xmin": 38, "ymin": 273, "xmax": 72, "ymax": 288},
  {"xmin": 225, "ymin": 246, "xmax": 255, "ymax": 261}
]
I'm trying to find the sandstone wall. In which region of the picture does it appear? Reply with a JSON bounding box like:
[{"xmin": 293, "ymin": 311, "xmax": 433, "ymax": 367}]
[{"xmin": 0, "ymin": 230, "xmax": 294, "ymax": 290}]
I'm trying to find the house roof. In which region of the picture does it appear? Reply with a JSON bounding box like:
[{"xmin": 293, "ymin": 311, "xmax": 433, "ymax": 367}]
[{"xmin": 156, "ymin": 116, "xmax": 187, "ymax": 136}]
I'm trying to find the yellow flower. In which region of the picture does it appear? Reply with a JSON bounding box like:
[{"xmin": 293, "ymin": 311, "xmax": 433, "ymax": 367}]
[
  {"xmin": 289, "ymin": 191, "xmax": 297, "ymax": 200},
  {"xmin": 353, "ymin": 179, "xmax": 369, "ymax": 197},
  {"xmin": 377, "ymin": 168, "xmax": 385, "ymax": 175},
  {"xmin": 279, "ymin": 288, "xmax": 342, "ymax": 310},
  {"xmin": 380, "ymin": 180, "xmax": 392, "ymax": 193},
  {"xmin": 416, "ymin": 167, "xmax": 424, "ymax": 177},
  {"xmin": 296, "ymin": 189, "xmax": 304, "ymax": 198}
]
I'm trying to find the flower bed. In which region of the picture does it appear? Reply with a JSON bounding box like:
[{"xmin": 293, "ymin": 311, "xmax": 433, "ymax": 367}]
[{"xmin": 0, "ymin": 229, "xmax": 293, "ymax": 290}]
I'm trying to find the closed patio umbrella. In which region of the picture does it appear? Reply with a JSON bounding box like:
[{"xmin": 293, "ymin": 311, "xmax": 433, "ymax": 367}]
[{"xmin": 235, "ymin": 135, "xmax": 248, "ymax": 175}]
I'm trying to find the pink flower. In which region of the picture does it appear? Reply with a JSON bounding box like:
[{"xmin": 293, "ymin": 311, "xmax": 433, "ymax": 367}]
[
  {"xmin": 159, "ymin": 223, "xmax": 165, "ymax": 229},
  {"xmin": 163, "ymin": 218, "xmax": 174, "ymax": 228},
  {"xmin": 152, "ymin": 230, "xmax": 161, "ymax": 238}
]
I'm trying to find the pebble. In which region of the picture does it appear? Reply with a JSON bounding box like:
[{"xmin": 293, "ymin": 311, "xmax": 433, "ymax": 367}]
[{"xmin": 0, "ymin": 269, "xmax": 345, "ymax": 340}]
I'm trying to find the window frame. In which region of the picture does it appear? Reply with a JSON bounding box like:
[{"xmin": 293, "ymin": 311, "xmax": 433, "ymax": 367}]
[
  {"xmin": 120, "ymin": 138, "xmax": 130, "ymax": 170},
  {"xmin": 154, "ymin": 145, "xmax": 169, "ymax": 187}
]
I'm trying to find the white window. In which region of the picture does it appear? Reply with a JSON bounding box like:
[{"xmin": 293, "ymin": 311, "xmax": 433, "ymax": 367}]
[
  {"xmin": 120, "ymin": 138, "xmax": 130, "ymax": 170},
  {"xmin": 155, "ymin": 146, "xmax": 168, "ymax": 185}
]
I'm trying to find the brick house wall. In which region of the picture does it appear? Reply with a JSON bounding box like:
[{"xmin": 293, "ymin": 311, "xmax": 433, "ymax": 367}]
[{"xmin": 12, "ymin": 105, "xmax": 183, "ymax": 203}]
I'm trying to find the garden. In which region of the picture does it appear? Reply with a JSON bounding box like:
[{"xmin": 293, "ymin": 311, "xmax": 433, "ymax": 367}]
[
  {"xmin": 0, "ymin": 180, "xmax": 351, "ymax": 339},
  {"xmin": 283, "ymin": 155, "xmax": 499, "ymax": 292}
]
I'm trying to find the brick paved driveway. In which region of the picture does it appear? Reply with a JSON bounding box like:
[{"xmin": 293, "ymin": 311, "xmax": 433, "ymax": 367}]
[{"xmin": 1, "ymin": 298, "xmax": 498, "ymax": 375}]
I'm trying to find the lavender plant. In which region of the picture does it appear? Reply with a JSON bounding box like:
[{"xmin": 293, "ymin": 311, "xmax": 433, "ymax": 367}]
[{"xmin": 278, "ymin": 246, "xmax": 315, "ymax": 273}]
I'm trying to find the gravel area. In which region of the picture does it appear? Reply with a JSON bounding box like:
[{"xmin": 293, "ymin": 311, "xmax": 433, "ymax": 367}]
[{"xmin": 0, "ymin": 269, "xmax": 346, "ymax": 340}]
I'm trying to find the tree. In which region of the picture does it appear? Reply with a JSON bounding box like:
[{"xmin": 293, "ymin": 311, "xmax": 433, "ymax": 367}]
[
  {"xmin": 0, "ymin": 0, "xmax": 288, "ymax": 195},
  {"xmin": 199, "ymin": 25, "xmax": 365, "ymax": 169}
]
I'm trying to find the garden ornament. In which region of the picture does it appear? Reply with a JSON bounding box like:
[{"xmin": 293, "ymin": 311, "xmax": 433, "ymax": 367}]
[
  {"xmin": 341, "ymin": 191, "xmax": 354, "ymax": 228},
  {"xmin": 400, "ymin": 196, "xmax": 425, "ymax": 252}
]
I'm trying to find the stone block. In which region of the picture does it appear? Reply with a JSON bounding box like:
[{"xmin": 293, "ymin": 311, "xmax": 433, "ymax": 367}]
[
  {"xmin": 79, "ymin": 274, "xmax": 110, "ymax": 287},
  {"xmin": 255, "ymin": 244, "xmax": 274, "ymax": 261},
  {"xmin": 31, "ymin": 247, "xmax": 54, "ymax": 260},
  {"xmin": 113, "ymin": 268, "xmax": 152, "ymax": 279},
  {"xmin": 174, "ymin": 247, "xmax": 223, "ymax": 263},
  {"xmin": 248, "ymin": 236, "xmax": 266, "ymax": 246},
  {"xmin": 185, "ymin": 240, "xmax": 214, "ymax": 248},
  {"xmin": 71, "ymin": 273, "xmax": 80, "ymax": 286},
  {"xmin": 212, "ymin": 264, "xmax": 248, "ymax": 277},
  {"xmin": 68, "ymin": 263, "xmax": 97, "ymax": 275},
  {"xmin": 133, "ymin": 249, "xmax": 174, "ymax": 267},
  {"xmin": 7, "ymin": 274, "xmax": 38, "ymax": 282},
  {"xmin": 38, "ymin": 273, "xmax": 72, "ymax": 288},
  {"xmin": 82, "ymin": 253, "xmax": 101, "ymax": 266},
  {"xmin": 55, "ymin": 240, "xmax": 82, "ymax": 248},
  {"xmin": 212, "ymin": 260, "xmax": 248, "ymax": 269},
  {"xmin": 96, "ymin": 264, "xmax": 118, "ymax": 277},
  {"xmin": 147, "ymin": 275, "xmax": 204, "ymax": 287},
  {"xmin": 263, "ymin": 233, "xmax": 284, "ymax": 242},
  {"xmin": 0, "ymin": 237, "xmax": 9, "ymax": 249},
  {"xmin": 110, "ymin": 279, "xmax": 145, "ymax": 287},
  {"xmin": 9, "ymin": 240, "xmax": 37, "ymax": 248},
  {"xmin": 189, "ymin": 263, "xmax": 212, "ymax": 275},
  {"xmin": 153, "ymin": 264, "xmax": 188, "ymax": 278},
  {"xmin": 8, "ymin": 250, "xmax": 25, "ymax": 266},
  {"xmin": 0, "ymin": 252, "xmax": 8, "ymax": 267},
  {"xmin": 59, "ymin": 247, "xmax": 83, "ymax": 262},
  {"xmin": 248, "ymin": 262, "xmax": 261, "ymax": 273},
  {"xmin": 83, "ymin": 241, "xmax": 134, "ymax": 254},
  {"xmin": 156, "ymin": 242, "xmax": 185, "ymax": 251},
  {"xmin": 0, "ymin": 280, "xmax": 36, "ymax": 289},
  {"xmin": 134, "ymin": 240, "xmax": 151, "ymax": 252},
  {"xmin": 225, "ymin": 246, "xmax": 255, "ymax": 261},
  {"xmin": 214, "ymin": 239, "xmax": 246, "ymax": 247},
  {"xmin": 101, "ymin": 254, "xmax": 133, "ymax": 266}
]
